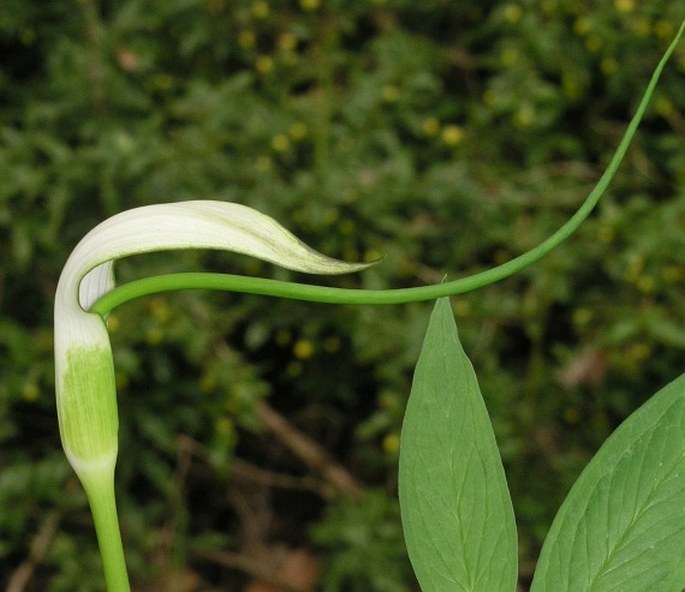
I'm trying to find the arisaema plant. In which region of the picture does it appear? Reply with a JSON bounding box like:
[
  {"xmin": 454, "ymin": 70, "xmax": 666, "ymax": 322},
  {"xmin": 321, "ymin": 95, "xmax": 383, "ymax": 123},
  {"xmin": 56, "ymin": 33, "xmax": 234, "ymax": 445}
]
[{"xmin": 54, "ymin": 21, "xmax": 685, "ymax": 592}]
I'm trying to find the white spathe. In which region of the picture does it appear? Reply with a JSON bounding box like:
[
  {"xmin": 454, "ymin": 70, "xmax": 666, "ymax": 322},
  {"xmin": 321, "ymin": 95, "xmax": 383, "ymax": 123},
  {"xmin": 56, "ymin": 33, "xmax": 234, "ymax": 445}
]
[{"xmin": 54, "ymin": 200, "xmax": 371, "ymax": 479}]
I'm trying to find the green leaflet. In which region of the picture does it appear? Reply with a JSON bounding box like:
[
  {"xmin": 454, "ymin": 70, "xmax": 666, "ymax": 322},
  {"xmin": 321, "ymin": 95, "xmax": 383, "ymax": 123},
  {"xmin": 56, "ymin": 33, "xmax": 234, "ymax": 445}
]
[
  {"xmin": 531, "ymin": 373, "xmax": 685, "ymax": 592},
  {"xmin": 399, "ymin": 298, "xmax": 517, "ymax": 591}
]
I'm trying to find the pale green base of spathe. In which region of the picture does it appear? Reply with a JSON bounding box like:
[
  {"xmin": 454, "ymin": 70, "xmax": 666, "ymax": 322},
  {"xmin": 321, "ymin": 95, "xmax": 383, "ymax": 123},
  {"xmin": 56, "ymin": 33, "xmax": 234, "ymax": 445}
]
[{"xmin": 57, "ymin": 345, "xmax": 119, "ymax": 465}]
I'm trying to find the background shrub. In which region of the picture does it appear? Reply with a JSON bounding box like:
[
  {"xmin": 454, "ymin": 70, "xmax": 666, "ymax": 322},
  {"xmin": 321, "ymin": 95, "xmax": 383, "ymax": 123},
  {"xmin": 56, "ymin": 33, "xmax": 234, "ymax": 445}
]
[{"xmin": 2, "ymin": 1, "xmax": 684, "ymax": 589}]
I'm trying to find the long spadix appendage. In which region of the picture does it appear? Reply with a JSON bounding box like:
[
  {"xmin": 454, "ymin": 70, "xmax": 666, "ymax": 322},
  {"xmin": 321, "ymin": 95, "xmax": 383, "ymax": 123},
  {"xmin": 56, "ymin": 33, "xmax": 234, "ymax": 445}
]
[{"xmin": 91, "ymin": 20, "xmax": 685, "ymax": 316}]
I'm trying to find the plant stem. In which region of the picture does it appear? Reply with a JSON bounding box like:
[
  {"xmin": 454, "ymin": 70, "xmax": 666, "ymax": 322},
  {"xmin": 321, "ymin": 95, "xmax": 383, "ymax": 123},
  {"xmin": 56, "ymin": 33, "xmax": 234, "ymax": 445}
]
[
  {"xmin": 80, "ymin": 469, "xmax": 130, "ymax": 592},
  {"xmin": 91, "ymin": 21, "xmax": 684, "ymax": 318}
]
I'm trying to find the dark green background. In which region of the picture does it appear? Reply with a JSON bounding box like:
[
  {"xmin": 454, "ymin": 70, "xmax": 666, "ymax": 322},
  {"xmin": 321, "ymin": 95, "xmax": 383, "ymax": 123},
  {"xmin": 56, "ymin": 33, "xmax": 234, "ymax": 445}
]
[{"xmin": 2, "ymin": 1, "xmax": 685, "ymax": 589}]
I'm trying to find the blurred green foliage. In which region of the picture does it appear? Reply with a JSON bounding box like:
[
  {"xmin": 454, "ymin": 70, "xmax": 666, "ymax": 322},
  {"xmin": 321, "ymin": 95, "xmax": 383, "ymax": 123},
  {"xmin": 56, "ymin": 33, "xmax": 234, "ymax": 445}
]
[{"xmin": 1, "ymin": 0, "xmax": 684, "ymax": 589}]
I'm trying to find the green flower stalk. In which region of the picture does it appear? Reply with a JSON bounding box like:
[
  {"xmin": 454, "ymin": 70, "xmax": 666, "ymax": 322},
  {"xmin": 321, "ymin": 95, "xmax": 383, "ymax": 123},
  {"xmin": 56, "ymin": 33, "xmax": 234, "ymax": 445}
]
[{"xmin": 54, "ymin": 201, "xmax": 373, "ymax": 590}]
